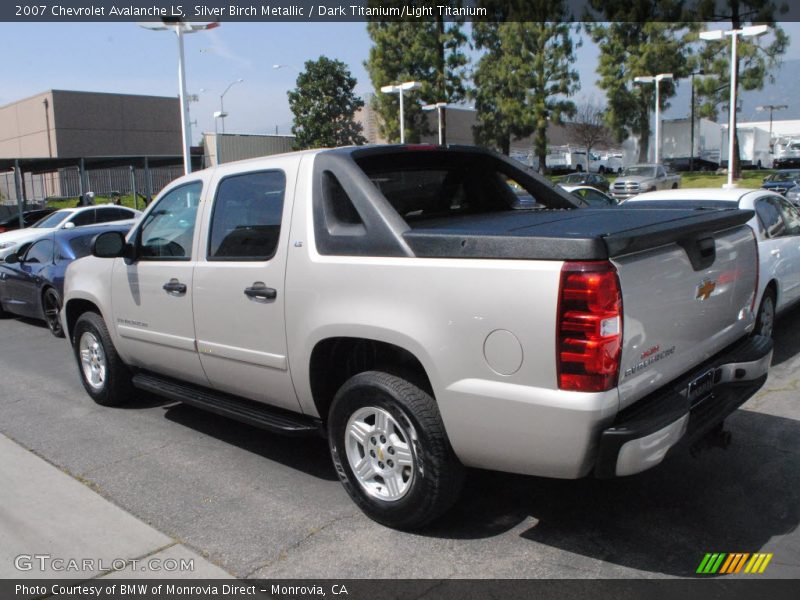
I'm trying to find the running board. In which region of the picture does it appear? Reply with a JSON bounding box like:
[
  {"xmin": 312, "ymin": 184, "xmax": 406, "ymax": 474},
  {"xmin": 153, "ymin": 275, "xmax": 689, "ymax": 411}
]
[{"xmin": 132, "ymin": 373, "xmax": 323, "ymax": 437}]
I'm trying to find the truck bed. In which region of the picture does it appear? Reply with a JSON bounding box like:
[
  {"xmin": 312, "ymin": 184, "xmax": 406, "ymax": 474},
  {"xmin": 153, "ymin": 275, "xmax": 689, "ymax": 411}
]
[{"xmin": 402, "ymin": 207, "xmax": 753, "ymax": 260}]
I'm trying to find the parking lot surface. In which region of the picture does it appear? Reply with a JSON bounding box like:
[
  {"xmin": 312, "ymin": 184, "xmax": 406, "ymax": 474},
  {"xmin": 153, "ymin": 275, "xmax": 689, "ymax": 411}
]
[{"xmin": 1, "ymin": 310, "xmax": 799, "ymax": 579}]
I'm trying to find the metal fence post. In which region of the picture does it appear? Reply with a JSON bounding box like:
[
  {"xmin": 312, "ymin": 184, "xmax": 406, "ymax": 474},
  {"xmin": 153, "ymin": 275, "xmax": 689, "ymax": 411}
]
[
  {"xmin": 130, "ymin": 166, "xmax": 138, "ymax": 210},
  {"xmin": 13, "ymin": 160, "xmax": 24, "ymax": 229}
]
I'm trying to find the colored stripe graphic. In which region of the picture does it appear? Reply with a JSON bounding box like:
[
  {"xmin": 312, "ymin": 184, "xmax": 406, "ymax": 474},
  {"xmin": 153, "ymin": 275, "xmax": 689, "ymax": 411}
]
[{"xmin": 698, "ymin": 553, "xmax": 772, "ymax": 574}]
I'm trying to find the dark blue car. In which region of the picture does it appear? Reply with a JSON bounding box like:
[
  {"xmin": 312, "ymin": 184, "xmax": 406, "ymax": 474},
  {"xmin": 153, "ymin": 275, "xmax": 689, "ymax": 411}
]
[
  {"xmin": 0, "ymin": 222, "xmax": 131, "ymax": 337},
  {"xmin": 761, "ymin": 169, "xmax": 800, "ymax": 195}
]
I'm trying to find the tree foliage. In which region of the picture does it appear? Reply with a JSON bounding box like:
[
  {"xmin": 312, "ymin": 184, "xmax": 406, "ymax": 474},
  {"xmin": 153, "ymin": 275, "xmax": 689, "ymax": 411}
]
[
  {"xmin": 587, "ymin": 18, "xmax": 695, "ymax": 163},
  {"xmin": 365, "ymin": 1, "xmax": 468, "ymax": 143},
  {"xmin": 288, "ymin": 56, "xmax": 366, "ymax": 150},
  {"xmin": 568, "ymin": 99, "xmax": 613, "ymax": 158},
  {"xmin": 472, "ymin": 3, "xmax": 579, "ymax": 168}
]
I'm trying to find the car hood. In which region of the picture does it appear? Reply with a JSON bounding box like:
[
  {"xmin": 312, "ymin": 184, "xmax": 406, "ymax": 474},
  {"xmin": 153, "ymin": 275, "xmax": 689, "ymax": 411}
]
[
  {"xmin": 0, "ymin": 227, "xmax": 55, "ymax": 251},
  {"xmin": 613, "ymin": 175, "xmax": 653, "ymax": 184}
]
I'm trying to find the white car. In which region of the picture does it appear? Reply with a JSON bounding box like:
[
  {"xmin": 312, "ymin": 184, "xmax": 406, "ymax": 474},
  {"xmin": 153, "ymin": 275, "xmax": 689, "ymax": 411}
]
[
  {"xmin": 0, "ymin": 205, "xmax": 141, "ymax": 261},
  {"xmin": 624, "ymin": 188, "xmax": 800, "ymax": 337}
]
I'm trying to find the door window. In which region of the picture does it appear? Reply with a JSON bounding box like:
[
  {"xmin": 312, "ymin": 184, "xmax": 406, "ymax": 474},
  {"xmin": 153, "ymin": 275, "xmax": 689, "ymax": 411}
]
[
  {"xmin": 138, "ymin": 182, "xmax": 202, "ymax": 260},
  {"xmin": 23, "ymin": 239, "xmax": 54, "ymax": 264},
  {"xmin": 96, "ymin": 207, "xmax": 135, "ymax": 224},
  {"xmin": 208, "ymin": 171, "xmax": 286, "ymax": 261},
  {"xmin": 70, "ymin": 209, "xmax": 96, "ymax": 227},
  {"xmin": 775, "ymin": 198, "xmax": 800, "ymax": 235},
  {"xmin": 755, "ymin": 198, "xmax": 786, "ymax": 238}
]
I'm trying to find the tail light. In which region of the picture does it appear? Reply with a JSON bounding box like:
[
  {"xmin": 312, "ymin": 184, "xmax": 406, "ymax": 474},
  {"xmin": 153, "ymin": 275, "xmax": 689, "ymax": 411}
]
[
  {"xmin": 557, "ymin": 261, "xmax": 623, "ymax": 392},
  {"xmin": 0, "ymin": 227, "xmax": 5, "ymax": 233}
]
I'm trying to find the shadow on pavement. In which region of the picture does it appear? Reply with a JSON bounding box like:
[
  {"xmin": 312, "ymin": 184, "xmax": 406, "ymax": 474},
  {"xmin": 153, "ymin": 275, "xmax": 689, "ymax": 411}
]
[
  {"xmin": 426, "ymin": 409, "xmax": 799, "ymax": 576},
  {"xmin": 161, "ymin": 402, "xmax": 337, "ymax": 481},
  {"xmin": 772, "ymin": 302, "xmax": 800, "ymax": 366}
]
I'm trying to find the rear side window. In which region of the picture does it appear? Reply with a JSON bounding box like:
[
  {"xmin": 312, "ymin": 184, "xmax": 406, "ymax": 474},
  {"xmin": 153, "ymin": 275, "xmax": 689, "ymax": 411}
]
[
  {"xmin": 70, "ymin": 210, "xmax": 96, "ymax": 227},
  {"xmin": 208, "ymin": 170, "xmax": 286, "ymax": 261},
  {"xmin": 96, "ymin": 207, "xmax": 134, "ymax": 224},
  {"xmin": 756, "ymin": 198, "xmax": 785, "ymax": 238}
]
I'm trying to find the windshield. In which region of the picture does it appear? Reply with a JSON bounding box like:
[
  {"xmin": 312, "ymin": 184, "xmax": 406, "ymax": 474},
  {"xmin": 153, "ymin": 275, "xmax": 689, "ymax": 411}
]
[
  {"xmin": 766, "ymin": 171, "xmax": 800, "ymax": 182},
  {"xmin": 562, "ymin": 173, "xmax": 586, "ymax": 183},
  {"xmin": 621, "ymin": 166, "xmax": 656, "ymax": 177},
  {"xmin": 32, "ymin": 210, "xmax": 70, "ymax": 228}
]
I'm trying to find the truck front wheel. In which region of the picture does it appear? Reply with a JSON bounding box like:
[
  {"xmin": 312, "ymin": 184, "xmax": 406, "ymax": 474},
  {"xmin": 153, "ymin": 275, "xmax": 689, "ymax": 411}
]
[
  {"xmin": 73, "ymin": 311, "xmax": 134, "ymax": 406},
  {"xmin": 328, "ymin": 371, "xmax": 464, "ymax": 530}
]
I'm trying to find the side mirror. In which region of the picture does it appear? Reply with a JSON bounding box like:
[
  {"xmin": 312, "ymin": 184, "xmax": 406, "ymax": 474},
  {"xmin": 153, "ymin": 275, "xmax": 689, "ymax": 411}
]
[
  {"xmin": 4, "ymin": 253, "xmax": 19, "ymax": 264},
  {"xmin": 62, "ymin": 222, "xmax": 76, "ymax": 230},
  {"xmin": 92, "ymin": 231, "xmax": 128, "ymax": 259}
]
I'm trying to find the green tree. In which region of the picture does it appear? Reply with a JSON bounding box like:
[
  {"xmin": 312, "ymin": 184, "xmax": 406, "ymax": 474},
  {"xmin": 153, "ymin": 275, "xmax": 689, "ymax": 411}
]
[
  {"xmin": 365, "ymin": 1, "xmax": 468, "ymax": 143},
  {"xmin": 287, "ymin": 56, "xmax": 366, "ymax": 150},
  {"xmin": 587, "ymin": 19, "xmax": 695, "ymax": 163},
  {"xmin": 693, "ymin": 1, "xmax": 789, "ymax": 177},
  {"xmin": 472, "ymin": 10, "xmax": 579, "ymax": 169}
]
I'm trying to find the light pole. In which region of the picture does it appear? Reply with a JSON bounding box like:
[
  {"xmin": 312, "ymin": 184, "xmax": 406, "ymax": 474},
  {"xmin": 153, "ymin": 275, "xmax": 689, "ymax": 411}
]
[
  {"xmin": 219, "ymin": 78, "xmax": 243, "ymax": 134},
  {"xmin": 380, "ymin": 81, "xmax": 422, "ymax": 143},
  {"xmin": 756, "ymin": 103, "xmax": 788, "ymax": 149},
  {"xmin": 138, "ymin": 20, "xmax": 219, "ymax": 174},
  {"xmin": 422, "ymin": 102, "xmax": 447, "ymax": 145},
  {"xmin": 688, "ymin": 70, "xmax": 704, "ymax": 172},
  {"xmin": 634, "ymin": 73, "xmax": 673, "ymax": 164},
  {"xmin": 700, "ymin": 25, "xmax": 769, "ymax": 187}
]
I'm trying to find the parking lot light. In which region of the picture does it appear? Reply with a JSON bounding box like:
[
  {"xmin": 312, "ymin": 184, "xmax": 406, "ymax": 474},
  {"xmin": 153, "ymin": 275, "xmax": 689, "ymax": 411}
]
[
  {"xmin": 700, "ymin": 25, "xmax": 769, "ymax": 188},
  {"xmin": 380, "ymin": 81, "xmax": 422, "ymax": 144},
  {"xmin": 634, "ymin": 73, "xmax": 673, "ymax": 164},
  {"xmin": 422, "ymin": 102, "xmax": 448, "ymax": 145}
]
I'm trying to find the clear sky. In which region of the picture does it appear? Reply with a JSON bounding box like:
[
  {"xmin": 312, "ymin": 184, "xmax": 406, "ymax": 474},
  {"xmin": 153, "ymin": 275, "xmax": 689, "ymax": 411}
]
[{"xmin": 3, "ymin": 21, "xmax": 800, "ymax": 142}]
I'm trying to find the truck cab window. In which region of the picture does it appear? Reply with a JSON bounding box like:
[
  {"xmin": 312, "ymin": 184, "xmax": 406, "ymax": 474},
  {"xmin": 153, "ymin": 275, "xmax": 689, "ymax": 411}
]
[
  {"xmin": 208, "ymin": 170, "xmax": 286, "ymax": 261},
  {"xmin": 138, "ymin": 182, "xmax": 202, "ymax": 260}
]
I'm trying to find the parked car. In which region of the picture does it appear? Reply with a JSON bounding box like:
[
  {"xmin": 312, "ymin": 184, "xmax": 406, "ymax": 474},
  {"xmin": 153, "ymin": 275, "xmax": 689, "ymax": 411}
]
[
  {"xmin": 0, "ymin": 205, "xmax": 141, "ymax": 261},
  {"xmin": 558, "ymin": 172, "xmax": 610, "ymax": 192},
  {"xmin": 63, "ymin": 145, "xmax": 770, "ymax": 529},
  {"xmin": 624, "ymin": 188, "xmax": 800, "ymax": 338},
  {"xmin": 610, "ymin": 164, "xmax": 681, "ymax": 201},
  {"xmin": 0, "ymin": 208, "xmax": 57, "ymax": 233},
  {"xmin": 561, "ymin": 185, "xmax": 617, "ymax": 207},
  {"xmin": 0, "ymin": 222, "xmax": 133, "ymax": 337},
  {"xmin": 784, "ymin": 185, "xmax": 800, "ymax": 207},
  {"xmin": 761, "ymin": 169, "xmax": 800, "ymax": 195}
]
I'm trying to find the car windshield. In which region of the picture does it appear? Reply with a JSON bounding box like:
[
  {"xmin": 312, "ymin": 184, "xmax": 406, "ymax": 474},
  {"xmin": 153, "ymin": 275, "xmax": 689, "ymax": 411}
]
[
  {"xmin": 766, "ymin": 171, "xmax": 800, "ymax": 182},
  {"xmin": 32, "ymin": 210, "xmax": 70, "ymax": 228},
  {"xmin": 621, "ymin": 166, "xmax": 656, "ymax": 177},
  {"xmin": 562, "ymin": 174, "xmax": 586, "ymax": 183}
]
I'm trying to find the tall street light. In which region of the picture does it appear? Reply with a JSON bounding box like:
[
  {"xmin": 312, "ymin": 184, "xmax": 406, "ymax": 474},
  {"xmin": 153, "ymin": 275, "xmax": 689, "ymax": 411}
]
[
  {"xmin": 688, "ymin": 70, "xmax": 704, "ymax": 172},
  {"xmin": 422, "ymin": 102, "xmax": 447, "ymax": 145},
  {"xmin": 634, "ymin": 73, "xmax": 673, "ymax": 164},
  {"xmin": 380, "ymin": 81, "xmax": 422, "ymax": 144},
  {"xmin": 700, "ymin": 24, "xmax": 769, "ymax": 187},
  {"xmin": 756, "ymin": 103, "xmax": 788, "ymax": 149},
  {"xmin": 219, "ymin": 78, "xmax": 244, "ymax": 134},
  {"xmin": 138, "ymin": 20, "xmax": 219, "ymax": 174}
]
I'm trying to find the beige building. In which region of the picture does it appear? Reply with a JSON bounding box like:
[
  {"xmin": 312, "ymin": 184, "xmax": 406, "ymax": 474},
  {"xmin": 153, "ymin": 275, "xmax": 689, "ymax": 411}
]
[
  {"xmin": 203, "ymin": 132, "xmax": 296, "ymax": 167},
  {"xmin": 0, "ymin": 90, "xmax": 182, "ymax": 159}
]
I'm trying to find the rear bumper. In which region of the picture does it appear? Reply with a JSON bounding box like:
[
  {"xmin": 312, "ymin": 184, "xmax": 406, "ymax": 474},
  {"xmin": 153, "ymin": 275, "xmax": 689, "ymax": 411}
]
[{"xmin": 595, "ymin": 335, "xmax": 773, "ymax": 478}]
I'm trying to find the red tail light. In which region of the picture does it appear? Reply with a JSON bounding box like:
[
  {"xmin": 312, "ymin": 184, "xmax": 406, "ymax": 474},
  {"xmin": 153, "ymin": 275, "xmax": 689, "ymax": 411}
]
[
  {"xmin": 0, "ymin": 227, "xmax": 5, "ymax": 233},
  {"xmin": 557, "ymin": 261, "xmax": 623, "ymax": 392}
]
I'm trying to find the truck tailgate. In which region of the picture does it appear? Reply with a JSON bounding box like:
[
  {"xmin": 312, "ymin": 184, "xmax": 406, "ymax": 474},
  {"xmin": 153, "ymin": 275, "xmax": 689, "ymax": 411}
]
[{"xmin": 613, "ymin": 224, "xmax": 758, "ymax": 409}]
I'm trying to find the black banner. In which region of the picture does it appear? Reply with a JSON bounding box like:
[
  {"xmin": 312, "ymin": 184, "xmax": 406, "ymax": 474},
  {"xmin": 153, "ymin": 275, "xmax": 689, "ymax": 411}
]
[
  {"xmin": 4, "ymin": 579, "xmax": 800, "ymax": 600},
  {"xmin": 1, "ymin": 1, "xmax": 798, "ymax": 23}
]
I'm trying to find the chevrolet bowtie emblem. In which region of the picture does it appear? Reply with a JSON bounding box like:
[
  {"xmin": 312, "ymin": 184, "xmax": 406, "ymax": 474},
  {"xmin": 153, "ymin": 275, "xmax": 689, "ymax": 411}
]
[{"xmin": 696, "ymin": 279, "xmax": 716, "ymax": 301}]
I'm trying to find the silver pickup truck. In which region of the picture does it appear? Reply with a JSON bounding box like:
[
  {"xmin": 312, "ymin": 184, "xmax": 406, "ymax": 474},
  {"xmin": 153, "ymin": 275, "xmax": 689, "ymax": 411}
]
[
  {"xmin": 61, "ymin": 145, "xmax": 771, "ymax": 529},
  {"xmin": 611, "ymin": 163, "xmax": 681, "ymax": 201}
]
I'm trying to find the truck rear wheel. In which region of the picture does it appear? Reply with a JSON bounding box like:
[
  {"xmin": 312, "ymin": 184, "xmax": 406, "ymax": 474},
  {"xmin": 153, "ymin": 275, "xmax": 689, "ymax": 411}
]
[
  {"xmin": 328, "ymin": 371, "xmax": 464, "ymax": 530},
  {"xmin": 73, "ymin": 311, "xmax": 134, "ymax": 406}
]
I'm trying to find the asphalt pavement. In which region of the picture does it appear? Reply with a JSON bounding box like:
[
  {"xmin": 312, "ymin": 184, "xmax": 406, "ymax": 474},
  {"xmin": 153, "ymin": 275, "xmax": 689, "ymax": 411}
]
[{"xmin": 1, "ymin": 310, "xmax": 799, "ymax": 579}]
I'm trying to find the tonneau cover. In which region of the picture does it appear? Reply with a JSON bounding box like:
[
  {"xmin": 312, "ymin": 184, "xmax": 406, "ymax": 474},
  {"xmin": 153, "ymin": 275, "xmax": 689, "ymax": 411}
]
[{"xmin": 402, "ymin": 207, "xmax": 754, "ymax": 260}]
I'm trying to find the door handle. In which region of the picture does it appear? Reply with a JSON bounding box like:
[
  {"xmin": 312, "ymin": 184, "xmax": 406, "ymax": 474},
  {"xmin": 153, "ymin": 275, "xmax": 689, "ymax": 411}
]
[
  {"xmin": 771, "ymin": 249, "xmax": 781, "ymax": 257},
  {"xmin": 162, "ymin": 278, "xmax": 187, "ymax": 295},
  {"xmin": 244, "ymin": 282, "xmax": 277, "ymax": 301}
]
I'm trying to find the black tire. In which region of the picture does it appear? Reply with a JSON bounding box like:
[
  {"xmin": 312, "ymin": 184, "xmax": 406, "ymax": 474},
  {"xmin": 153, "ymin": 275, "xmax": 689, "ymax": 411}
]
[
  {"xmin": 72, "ymin": 311, "xmax": 134, "ymax": 406},
  {"xmin": 671, "ymin": 183, "xmax": 678, "ymax": 189},
  {"xmin": 328, "ymin": 370, "xmax": 464, "ymax": 530},
  {"xmin": 754, "ymin": 288, "xmax": 776, "ymax": 338},
  {"xmin": 42, "ymin": 287, "xmax": 64, "ymax": 338}
]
